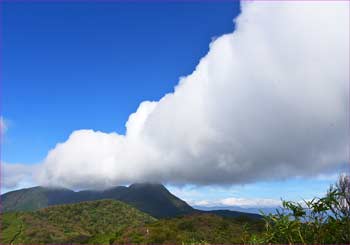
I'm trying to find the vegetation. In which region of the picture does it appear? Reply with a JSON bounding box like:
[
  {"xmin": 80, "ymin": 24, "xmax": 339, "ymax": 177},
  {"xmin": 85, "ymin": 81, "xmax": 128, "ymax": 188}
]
[
  {"xmin": 1, "ymin": 200, "xmax": 262, "ymax": 244},
  {"xmin": 243, "ymin": 174, "xmax": 350, "ymax": 244},
  {"xmin": 1, "ymin": 200, "xmax": 155, "ymax": 244},
  {"xmin": 2, "ymin": 175, "xmax": 348, "ymax": 244},
  {"xmin": 112, "ymin": 213, "xmax": 263, "ymax": 244}
]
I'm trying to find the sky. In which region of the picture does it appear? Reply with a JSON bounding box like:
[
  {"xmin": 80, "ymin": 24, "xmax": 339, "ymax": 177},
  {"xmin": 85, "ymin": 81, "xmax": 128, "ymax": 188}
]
[
  {"xmin": 1, "ymin": 1, "xmax": 349, "ymax": 209},
  {"xmin": 2, "ymin": 2, "xmax": 237, "ymax": 164}
]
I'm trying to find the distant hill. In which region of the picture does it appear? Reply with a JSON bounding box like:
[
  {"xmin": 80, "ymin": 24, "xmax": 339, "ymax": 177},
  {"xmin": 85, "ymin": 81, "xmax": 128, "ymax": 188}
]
[
  {"xmin": 1, "ymin": 183, "xmax": 261, "ymax": 219},
  {"xmin": 1, "ymin": 199, "xmax": 156, "ymax": 244},
  {"xmin": 1, "ymin": 199, "xmax": 264, "ymax": 244},
  {"xmin": 202, "ymin": 209, "xmax": 261, "ymax": 219}
]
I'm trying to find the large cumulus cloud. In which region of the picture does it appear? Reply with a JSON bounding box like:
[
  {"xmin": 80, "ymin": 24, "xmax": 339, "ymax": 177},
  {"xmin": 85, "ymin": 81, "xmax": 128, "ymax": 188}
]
[{"xmin": 33, "ymin": 1, "xmax": 349, "ymax": 189}]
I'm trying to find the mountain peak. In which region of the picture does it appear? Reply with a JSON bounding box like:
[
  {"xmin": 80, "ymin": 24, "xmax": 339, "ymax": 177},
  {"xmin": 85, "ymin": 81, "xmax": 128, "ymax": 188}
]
[{"xmin": 128, "ymin": 182, "xmax": 166, "ymax": 190}]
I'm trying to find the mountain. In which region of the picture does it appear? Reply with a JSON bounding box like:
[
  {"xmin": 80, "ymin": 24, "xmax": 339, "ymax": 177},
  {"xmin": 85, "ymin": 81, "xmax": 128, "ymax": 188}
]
[
  {"xmin": 1, "ymin": 199, "xmax": 156, "ymax": 244},
  {"xmin": 117, "ymin": 183, "xmax": 194, "ymax": 218},
  {"xmin": 1, "ymin": 183, "xmax": 260, "ymax": 219},
  {"xmin": 1, "ymin": 183, "xmax": 193, "ymax": 218},
  {"xmin": 0, "ymin": 186, "xmax": 75, "ymax": 212}
]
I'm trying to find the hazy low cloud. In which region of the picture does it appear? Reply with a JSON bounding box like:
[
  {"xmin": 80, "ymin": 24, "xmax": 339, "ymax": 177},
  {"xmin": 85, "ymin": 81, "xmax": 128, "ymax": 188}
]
[
  {"xmin": 7, "ymin": 1, "xmax": 349, "ymax": 189},
  {"xmin": 193, "ymin": 197, "xmax": 281, "ymax": 208},
  {"xmin": 1, "ymin": 163, "xmax": 37, "ymax": 191}
]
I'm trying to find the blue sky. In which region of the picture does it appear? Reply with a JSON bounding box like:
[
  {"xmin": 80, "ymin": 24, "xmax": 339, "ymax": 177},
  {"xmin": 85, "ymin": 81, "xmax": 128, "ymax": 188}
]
[
  {"xmin": 2, "ymin": 2, "xmax": 238, "ymax": 164},
  {"xmin": 1, "ymin": 1, "xmax": 347, "ymax": 208}
]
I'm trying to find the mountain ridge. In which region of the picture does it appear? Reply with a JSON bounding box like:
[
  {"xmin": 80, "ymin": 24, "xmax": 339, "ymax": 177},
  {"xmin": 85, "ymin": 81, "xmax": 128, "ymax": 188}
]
[{"xmin": 1, "ymin": 183, "xmax": 261, "ymax": 219}]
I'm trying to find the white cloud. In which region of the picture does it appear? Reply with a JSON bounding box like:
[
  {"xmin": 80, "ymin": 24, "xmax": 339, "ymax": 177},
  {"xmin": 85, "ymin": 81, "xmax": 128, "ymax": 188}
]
[
  {"xmin": 221, "ymin": 197, "xmax": 281, "ymax": 208},
  {"xmin": 193, "ymin": 200, "xmax": 212, "ymax": 207},
  {"xmin": 0, "ymin": 117, "xmax": 7, "ymax": 135},
  {"xmin": 1, "ymin": 163, "xmax": 38, "ymax": 193},
  {"xmin": 192, "ymin": 197, "xmax": 281, "ymax": 208},
  {"xmin": 27, "ymin": 1, "xmax": 350, "ymax": 189}
]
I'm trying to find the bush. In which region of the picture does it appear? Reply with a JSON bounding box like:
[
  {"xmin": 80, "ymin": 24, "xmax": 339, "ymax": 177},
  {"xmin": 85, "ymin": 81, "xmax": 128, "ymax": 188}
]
[{"xmin": 244, "ymin": 174, "xmax": 350, "ymax": 244}]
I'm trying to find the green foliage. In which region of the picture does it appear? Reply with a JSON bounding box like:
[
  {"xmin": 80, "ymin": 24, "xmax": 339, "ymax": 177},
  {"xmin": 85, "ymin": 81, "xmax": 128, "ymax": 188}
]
[
  {"xmin": 243, "ymin": 174, "xmax": 350, "ymax": 244},
  {"xmin": 1, "ymin": 199, "xmax": 262, "ymax": 244},
  {"xmin": 4, "ymin": 175, "xmax": 348, "ymax": 244},
  {"xmin": 112, "ymin": 213, "xmax": 263, "ymax": 244},
  {"xmin": 1, "ymin": 199, "xmax": 155, "ymax": 244},
  {"xmin": 0, "ymin": 212, "xmax": 25, "ymax": 244}
]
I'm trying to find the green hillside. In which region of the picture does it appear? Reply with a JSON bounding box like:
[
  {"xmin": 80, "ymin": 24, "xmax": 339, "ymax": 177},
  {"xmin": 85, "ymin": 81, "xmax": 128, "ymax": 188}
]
[
  {"xmin": 1, "ymin": 199, "xmax": 155, "ymax": 244},
  {"xmin": 113, "ymin": 213, "xmax": 264, "ymax": 244},
  {"xmin": 1, "ymin": 199, "xmax": 263, "ymax": 245}
]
